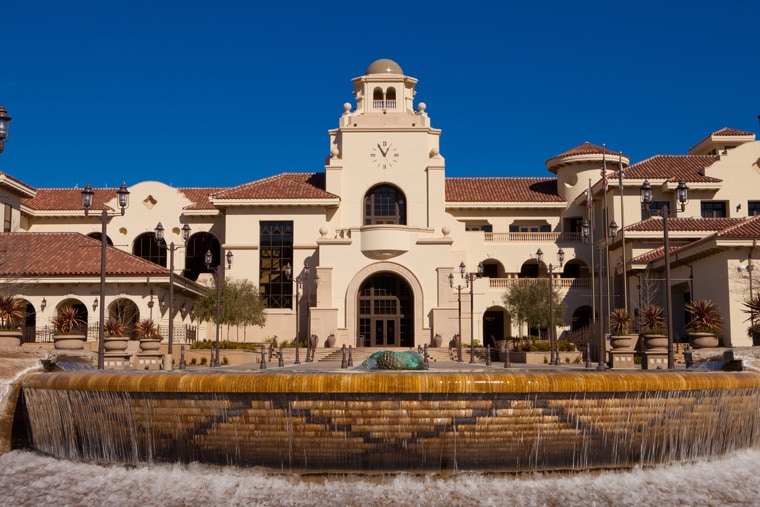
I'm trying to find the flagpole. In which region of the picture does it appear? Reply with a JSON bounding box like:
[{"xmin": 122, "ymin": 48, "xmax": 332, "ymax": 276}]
[
  {"xmin": 618, "ymin": 151, "xmax": 628, "ymax": 314},
  {"xmin": 588, "ymin": 178, "xmax": 596, "ymax": 357},
  {"xmin": 602, "ymin": 146, "xmax": 611, "ymax": 337}
]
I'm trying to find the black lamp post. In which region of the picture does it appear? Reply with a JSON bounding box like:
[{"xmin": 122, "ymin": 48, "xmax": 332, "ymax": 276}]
[
  {"xmin": 154, "ymin": 222, "xmax": 191, "ymax": 370},
  {"xmin": 537, "ymin": 248, "xmax": 565, "ymax": 365},
  {"xmin": 449, "ymin": 262, "xmax": 469, "ymax": 363},
  {"xmin": 0, "ymin": 105, "xmax": 12, "ymax": 153},
  {"xmin": 582, "ymin": 217, "xmax": 605, "ymax": 369},
  {"xmin": 284, "ymin": 260, "xmax": 312, "ymax": 365},
  {"xmin": 641, "ymin": 178, "xmax": 688, "ymax": 370},
  {"xmin": 205, "ymin": 248, "xmax": 233, "ymax": 366},
  {"xmin": 463, "ymin": 262, "xmax": 484, "ymax": 363},
  {"xmin": 82, "ymin": 182, "xmax": 130, "ymax": 370}
]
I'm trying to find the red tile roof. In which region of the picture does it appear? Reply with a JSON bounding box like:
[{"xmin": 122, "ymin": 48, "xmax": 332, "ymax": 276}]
[
  {"xmin": 625, "ymin": 217, "xmax": 745, "ymax": 233},
  {"xmin": 22, "ymin": 187, "xmax": 120, "ymax": 212},
  {"xmin": 211, "ymin": 173, "xmax": 337, "ymax": 200},
  {"xmin": 178, "ymin": 187, "xmax": 223, "ymax": 211},
  {"xmin": 628, "ymin": 245, "xmax": 679, "ymax": 265},
  {"xmin": 716, "ymin": 215, "xmax": 760, "ymax": 239},
  {"xmin": 0, "ymin": 232, "xmax": 169, "ymax": 277},
  {"xmin": 547, "ymin": 141, "xmax": 619, "ymax": 162},
  {"xmin": 616, "ymin": 155, "xmax": 721, "ymax": 183},
  {"xmin": 446, "ymin": 177, "xmax": 562, "ymax": 203},
  {"xmin": 690, "ymin": 127, "xmax": 756, "ymax": 152}
]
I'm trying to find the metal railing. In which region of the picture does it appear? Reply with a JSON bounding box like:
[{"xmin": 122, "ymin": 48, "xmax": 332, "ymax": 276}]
[
  {"xmin": 483, "ymin": 232, "xmax": 583, "ymax": 243},
  {"xmin": 488, "ymin": 277, "xmax": 590, "ymax": 290},
  {"xmin": 24, "ymin": 324, "xmax": 197, "ymax": 345}
]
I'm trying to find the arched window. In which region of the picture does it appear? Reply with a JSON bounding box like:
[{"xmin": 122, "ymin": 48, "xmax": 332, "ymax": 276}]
[
  {"xmin": 386, "ymin": 87, "xmax": 397, "ymax": 109},
  {"xmin": 364, "ymin": 185, "xmax": 406, "ymax": 225},
  {"xmin": 373, "ymin": 87, "xmax": 384, "ymax": 108},
  {"xmin": 133, "ymin": 232, "xmax": 166, "ymax": 267},
  {"xmin": 184, "ymin": 232, "xmax": 221, "ymax": 281}
]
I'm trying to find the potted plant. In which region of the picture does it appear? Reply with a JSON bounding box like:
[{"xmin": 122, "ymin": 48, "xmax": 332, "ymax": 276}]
[
  {"xmin": 742, "ymin": 294, "xmax": 760, "ymax": 345},
  {"xmin": 51, "ymin": 305, "xmax": 87, "ymax": 350},
  {"xmin": 638, "ymin": 305, "xmax": 667, "ymax": 351},
  {"xmin": 136, "ymin": 318, "xmax": 162, "ymax": 351},
  {"xmin": 104, "ymin": 317, "xmax": 129, "ymax": 351},
  {"xmin": 609, "ymin": 308, "xmax": 635, "ymax": 350},
  {"xmin": 0, "ymin": 294, "xmax": 25, "ymax": 347},
  {"xmin": 685, "ymin": 299, "xmax": 723, "ymax": 348}
]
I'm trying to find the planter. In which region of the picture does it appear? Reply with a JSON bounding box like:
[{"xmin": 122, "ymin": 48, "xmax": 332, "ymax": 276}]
[
  {"xmin": 104, "ymin": 336, "xmax": 129, "ymax": 352},
  {"xmin": 610, "ymin": 334, "xmax": 636, "ymax": 350},
  {"xmin": 753, "ymin": 331, "xmax": 760, "ymax": 347},
  {"xmin": 432, "ymin": 334, "xmax": 443, "ymax": 348},
  {"xmin": 139, "ymin": 338, "xmax": 162, "ymax": 352},
  {"xmin": 688, "ymin": 332, "xmax": 719, "ymax": 349},
  {"xmin": 54, "ymin": 334, "xmax": 87, "ymax": 350},
  {"xmin": 641, "ymin": 334, "xmax": 668, "ymax": 352},
  {"xmin": 325, "ymin": 334, "xmax": 336, "ymax": 348},
  {"xmin": 0, "ymin": 330, "xmax": 22, "ymax": 348}
]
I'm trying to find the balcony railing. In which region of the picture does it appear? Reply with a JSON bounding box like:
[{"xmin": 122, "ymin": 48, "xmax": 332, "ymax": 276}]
[
  {"xmin": 372, "ymin": 100, "xmax": 396, "ymax": 110},
  {"xmin": 483, "ymin": 232, "xmax": 582, "ymax": 243},
  {"xmin": 488, "ymin": 277, "xmax": 591, "ymax": 290}
]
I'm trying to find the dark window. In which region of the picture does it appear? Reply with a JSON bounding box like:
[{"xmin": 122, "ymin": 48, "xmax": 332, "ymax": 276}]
[
  {"xmin": 185, "ymin": 232, "xmax": 221, "ymax": 281},
  {"xmin": 748, "ymin": 202, "xmax": 760, "ymax": 216},
  {"xmin": 133, "ymin": 232, "xmax": 166, "ymax": 266},
  {"xmin": 701, "ymin": 201, "xmax": 727, "ymax": 218},
  {"xmin": 260, "ymin": 221, "xmax": 293, "ymax": 309},
  {"xmin": 465, "ymin": 223, "xmax": 492, "ymax": 232},
  {"xmin": 3, "ymin": 203, "xmax": 10, "ymax": 232},
  {"xmin": 641, "ymin": 201, "xmax": 669, "ymax": 220},
  {"xmin": 566, "ymin": 217, "xmax": 583, "ymax": 234},
  {"xmin": 364, "ymin": 185, "xmax": 406, "ymax": 225}
]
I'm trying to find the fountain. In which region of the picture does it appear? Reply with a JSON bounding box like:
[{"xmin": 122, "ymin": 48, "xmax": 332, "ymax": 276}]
[{"xmin": 11, "ymin": 361, "xmax": 760, "ymax": 472}]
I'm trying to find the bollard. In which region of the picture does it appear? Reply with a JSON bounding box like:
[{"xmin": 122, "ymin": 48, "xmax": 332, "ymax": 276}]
[
  {"xmin": 585, "ymin": 342, "xmax": 592, "ymax": 369},
  {"xmin": 423, "ymin": 343, "xmax": 429, "ymax": 368},
  {"xmin": 485, "ymin": 344, "xmax": 491, "ymax": 366},
  {"xmin": 268, "ymin": 342, "xmax": 274, "ymax": 362},
  {"xmin": 260, "ymin": 344, "xmax": 267, "ymax": 370},
  {"xmin": 504, "ymin": 341, "xmax": 511, "ymax": 369},
  {"xmin": 340, "ymin": 344, "xmax": 347, "ymax": 368},
  {"xmin": 348, "ymin": 345, "xmax": 353, "ymax": 367},
  {"xmin": 278, "ymin": 344, "xmax": 284, "ymax": 367},
  {"xmin": 179, "ymin": 345, "xmax": 186, "ymax": 370}
]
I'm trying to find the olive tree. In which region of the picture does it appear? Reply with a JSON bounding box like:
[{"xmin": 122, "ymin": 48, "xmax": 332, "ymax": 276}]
[
  {"xmin": 502, "ymin": 280, "xmax": 565, "ymax": 338},
  {"xmin": 196, "ymin": 278, "xmax": 267, "ymax": 340}
]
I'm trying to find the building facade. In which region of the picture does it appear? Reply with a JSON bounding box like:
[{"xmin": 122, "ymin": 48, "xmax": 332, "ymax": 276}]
[{"xmin": 1, "ymin": 59, "xmax": 759, "ymax": 350}]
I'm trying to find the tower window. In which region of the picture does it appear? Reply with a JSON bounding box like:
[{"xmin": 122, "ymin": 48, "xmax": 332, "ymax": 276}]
[{"xmin": 364, "ymin": 185, "xmax": 406, "ymax": 225}]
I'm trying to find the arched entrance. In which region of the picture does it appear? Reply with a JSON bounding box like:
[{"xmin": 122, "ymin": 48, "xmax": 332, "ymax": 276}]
[
  {"xmin": 357, "ymin": 273, "xmax": 413, "ymax": 347},
  {"xmin": 483, "ymin": 307, "xmax": 507, "ymax": 348},
  {"xmin": 572, "ymin": 306, "xmax": 592, "ymax": 331}
]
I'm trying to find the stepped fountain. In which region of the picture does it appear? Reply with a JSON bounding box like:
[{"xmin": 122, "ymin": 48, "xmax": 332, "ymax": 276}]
[{"xmin": 7, "ymin": 354, "xmax": 760, "ymax": 472}]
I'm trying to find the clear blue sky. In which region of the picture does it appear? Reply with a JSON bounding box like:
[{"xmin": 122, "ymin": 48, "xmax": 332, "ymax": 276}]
[{"xmin": 2, "ymin": 0, "xmax": 759, "ymax": 189}]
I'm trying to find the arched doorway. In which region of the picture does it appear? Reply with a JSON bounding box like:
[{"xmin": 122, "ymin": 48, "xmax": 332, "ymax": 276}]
[
  {"xmin": 572, "ymin": 306, "xmax": 592, "ymax": 331},
  {"xmin": 357, "ymin": 273, "xmax": 413, "ymax": 347},
  {"xmin": 109, "ymin": 298, "xmax": 139, "ymax": 338},
  {"xmin": 483, "ymin": 306, "xmax": 508, "ymax": 348}
]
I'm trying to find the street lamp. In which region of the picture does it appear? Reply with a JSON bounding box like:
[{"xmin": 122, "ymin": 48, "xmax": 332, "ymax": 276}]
[
  {"xmin": 205, "ymin": 248, "xmax": 233, "ymax": 366},
  {"xmin": 0, "ymin": 105, "xmax": 12, "ymax": 153},
  {"xmin": 582, "ymin": 217, "xmax": 605, "ymax": 369},
  {"xmin": 284, "ymin": 260, "xmax": 314, "ymax": 365},
  {"xmin": 448, "ymin": 261, "xmax": 469, "ymax": 363},
  {"xmin": 641, "ymin": 178, "xmax": 688, "ymax": 370},
  {"xmin": 536, "ymin": 248, "xmax": 564, "ymax": 365},
  {"xmin": 82, "ymin": 182, "xmax": 130, "ymax": 369},
  {"xmin": 459, "ymin": 262, "xmax": 484, "ymax": 363},
  {"xmin": 154, "ymin": 221, "xmax": 191, "ymax": 370}
]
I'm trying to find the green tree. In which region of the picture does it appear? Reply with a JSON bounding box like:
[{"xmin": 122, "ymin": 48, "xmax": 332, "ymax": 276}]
[
  {"xmin": 196, "ymin": 277, "xmax": 267, "ymax": 339},
  {"xmin": 502, "ymin": 280, "xmax": 566, "ymax": 337}
]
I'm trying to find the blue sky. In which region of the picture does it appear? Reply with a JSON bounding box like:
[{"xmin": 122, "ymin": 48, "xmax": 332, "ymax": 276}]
[{"xmin": 2, "ymin": 0, "xmax": 759, "ymax": 189}]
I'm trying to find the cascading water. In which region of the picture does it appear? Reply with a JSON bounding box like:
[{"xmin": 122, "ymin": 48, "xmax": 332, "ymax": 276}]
[{"xmin": 18, "ymin": 370, "xmax": 760, "ymax": 472}]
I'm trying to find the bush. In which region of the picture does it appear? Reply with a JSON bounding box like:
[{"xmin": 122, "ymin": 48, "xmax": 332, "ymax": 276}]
[{"xmin": 200, "ymin": 357, "xmax": 207, "ymax": 366}]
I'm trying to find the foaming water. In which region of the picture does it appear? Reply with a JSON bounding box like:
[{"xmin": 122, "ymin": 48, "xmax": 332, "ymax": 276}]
[{"xmin": 1, "ymin": 448, "xmax": 760, "ymax": 506}]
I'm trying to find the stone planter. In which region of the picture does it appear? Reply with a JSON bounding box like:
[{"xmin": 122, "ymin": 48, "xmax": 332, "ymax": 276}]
[
  {"xmin": 688, "ymin": 332, "xmax": 719, "ymax": 349},
  {"xmin": 54, "ymin": 334, "xmax": 87, "ymax": 350},
  {"xmin": 325, "ymin": 334, "xmax": 336, "ymax": 348},
  {"xmin": 139, "ymin": 338, "xmax": 162, "ymax": 352},
  {"xmin": 104, "ymin": 336, "xmax": 129, "ymax": 352},
  {"xmin": 610, "ymin": 334, "xmax": 636, "ymax": 350},
  {"xmin": 752, "ymin": 331, "xmax": 760, "ymax": 347},
  {"xmin": 0, "ymin": 330, "xmax": 22, "ymax": 348},
  {"xmin": 641, "ymin": 334, "xmax": 668, "ymax": 351},
  {"xmin": 432, "ymin": 334, "xmax": 443, "ymax": 348}
]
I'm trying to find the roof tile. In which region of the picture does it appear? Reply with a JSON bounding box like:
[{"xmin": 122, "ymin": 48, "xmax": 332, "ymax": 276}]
[
  {"xmin": 212, "ymin": 173, "xmax": 337, "ymax": 200},
  {"xmin": 446, "ymin": 177, "xmax": 562, "ymax": 203},
  {"xmin": 615, "ymin": 155, "xmax": 721, "ymax": 183}
]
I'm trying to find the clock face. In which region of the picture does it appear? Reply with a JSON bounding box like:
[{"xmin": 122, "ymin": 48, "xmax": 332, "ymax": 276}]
[{"xmin": 370, "ymin": 140, "xmax": 399, "ymax": 169}]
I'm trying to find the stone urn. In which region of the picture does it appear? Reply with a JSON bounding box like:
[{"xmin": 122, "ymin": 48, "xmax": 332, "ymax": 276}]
[
  {"xmin": 139, "ymin": 338, "xmax": 162, "ymax": 352},
  {"xmin": 325, "ymin": 334, "xmax": 336, "ymax": 348},
  {"xmin": 610, "ymin": 334, "xmax": 636, "ymax": 350},
  {"xmin": 53, "ymin": 334, "xmax": 87, "ymax": 350},
  {"xmin": 641, "ymin": 333, "xmax": 668, "ymax": 351},
  {"xmin": 432, "ymin": 334, "xmax": 443, "ymax": 348},
  {"xmin": 688, "ymin": 332, "xmax": 719, "ymax": 349},
  {"xmin": 0, "ymin": 330, "xmax": 22, "ymax": 348},
  {"xmin": 104, "ymin": 336, "xmax": 129, "ymax": 352}
]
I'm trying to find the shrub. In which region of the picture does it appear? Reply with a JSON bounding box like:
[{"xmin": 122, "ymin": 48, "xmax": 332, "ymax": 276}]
[
  {"xmin": 685, "ymin": 299, "xmax": 724, "ymax": 337},
  {"xmin": 639, "ymin": 305, "xmax": 665, "ymax": 335},
  {"xmin": 51, "ymin": 306, "xmax": 85, "ymax": 335},
  {"xmin": 0, "ymin": 294, "xmax": 25, "ymax": 330},
  {"xmin": 609, "ymin": 308, "xmax": 632, "ymax": 335}
]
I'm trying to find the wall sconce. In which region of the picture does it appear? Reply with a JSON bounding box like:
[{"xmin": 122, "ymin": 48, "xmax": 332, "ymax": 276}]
[
  {"xmin": 40, "ymin": 298, "xmax": 47, "ymax": 312},
  {"xmin": 93, "ymin": 298, "xmax": 98, "ymax": 311},
  {"xmin": 180, "ymin": 302, "xmax": 186, "ymax": 312},
  {"xmin": 147, "ymin": 300, "xmax": 154, "ymax": 309},
  {"xmin": 159, "ymin": 297, "xmax": 166, "ymax": 310}
]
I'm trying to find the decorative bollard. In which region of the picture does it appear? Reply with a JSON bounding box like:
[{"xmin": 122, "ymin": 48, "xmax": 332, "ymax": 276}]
[
  {"xmin": 278, "ymin": 344, "xmax": 284, "ymax": 367},
  {"xmin": 268, "ymin": 342, "xmax": 274, "ymax": 362},
  {"xmin": 423, "ymin": 343, "xmax": 429, "ymax": 368},
  {"xmin": 485, "ymin": 344, "xmax": 491, "ymax": 366},
  {"xmin": 260, "ymin": 344, "xmax": 267, "ymax": 370},
  {"xmin": 348, "ymin": 345, "xmax": 353, "ymax": 367},
  {"xmin": 504, "ymin": 341, "xmax": 511, "ymax": 369},
  {"xmin": 341, "ymin": 344, "xmax": 347, "ymax": 368},
  {"xmin": 585, "ymin": 342, "xmax": 592, "ymax": 369},
  {"xmin": 179, "ymin": 345, "xmax": 186, "ymax": 370}
]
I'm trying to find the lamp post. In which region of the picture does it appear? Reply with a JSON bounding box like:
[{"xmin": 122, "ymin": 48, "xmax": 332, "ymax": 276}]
[
  {"xmin": 462, "ymin": 262, "xmax": 484, "ymax": 363},
  {"xmin": 0, "ymin": 105, "xmax": 12, "ymax": 154},
  {"xmin": 582, "ymin": 217, "xmax": 605, "ymax": 369},
  {"xmin": 749, "ymin": 240, "xmax": 756, "ymax": 327},
  {"xmin": 304, "ymin": 265, "xmax": 319, "ymax": 362},
  {"xmin": 284, "ymin": 260, "xmax": 312, "ymax": 365},
  {"xmin": 641, "ymin": 178, "xmax": 688, "ymax": 370},
  {"xmin": 154, "ymin": 222, "xmax": 191, "ymax": 370},
  {"xmin": 205, "ymin": 248, "xmax": 233, "ymax": 367},
  {"xmin": 608, "ymin": 220, "xmax": 619, "ymax": 335},
  {"xmin": 536, "ymin": 248, "xmax": 565, "ymax": 366},
  {"xmin": 82, "ymin": 182, "xmax": 130, "ymax": 370},
  {"xmin": 448, "ymin": 261, "xmax": 469, "ymax": 363}
]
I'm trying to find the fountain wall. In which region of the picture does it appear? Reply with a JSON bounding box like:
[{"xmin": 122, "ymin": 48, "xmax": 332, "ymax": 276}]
[{"xmin": 20, "ymin": 370, "xmax": 760, "ymax": 472}]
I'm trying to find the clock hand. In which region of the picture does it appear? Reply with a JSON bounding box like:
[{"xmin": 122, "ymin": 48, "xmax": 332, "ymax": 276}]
[{"xmin": 377, "ymin": 143, "xmax": 388, "ymax": 158}]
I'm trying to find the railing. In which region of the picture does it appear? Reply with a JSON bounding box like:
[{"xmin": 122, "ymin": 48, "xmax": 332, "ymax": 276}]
[
  {"xmin": 483, "ymin": 232, "xmax": 582, "ymax": 243},
  {"xmin": 25, "ymin": 324, "xmax": 197, "ymax": 344},
  {"xmin": 372, "ymin": 100, "xmax": 396, "ymax": 110},
  {"xmin": 488, "ymin": 277, "xmax": 591, "ymax": 290}
]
